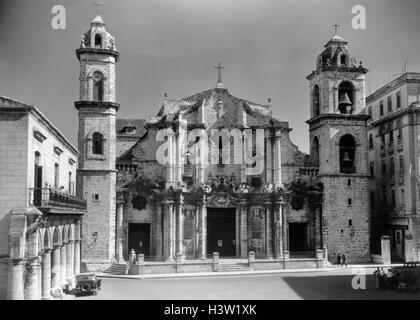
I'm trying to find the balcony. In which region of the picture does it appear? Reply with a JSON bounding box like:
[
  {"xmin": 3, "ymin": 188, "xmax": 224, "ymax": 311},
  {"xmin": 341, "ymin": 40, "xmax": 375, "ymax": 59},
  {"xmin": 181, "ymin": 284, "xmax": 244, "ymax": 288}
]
[
  {"xmin": 29, "ymin": 188, "xmax": 87, "ymax": 213},
  {"xmin": 299, "ymin": 167, "xmax": 319, "ymax": 176}
]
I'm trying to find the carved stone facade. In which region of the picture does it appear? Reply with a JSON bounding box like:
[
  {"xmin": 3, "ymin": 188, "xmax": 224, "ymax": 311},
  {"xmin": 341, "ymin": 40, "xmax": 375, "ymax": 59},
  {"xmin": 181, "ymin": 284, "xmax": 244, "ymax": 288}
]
[{"xmin": 75, "ymin": 17, "xmax": 370, "ymax": 269}]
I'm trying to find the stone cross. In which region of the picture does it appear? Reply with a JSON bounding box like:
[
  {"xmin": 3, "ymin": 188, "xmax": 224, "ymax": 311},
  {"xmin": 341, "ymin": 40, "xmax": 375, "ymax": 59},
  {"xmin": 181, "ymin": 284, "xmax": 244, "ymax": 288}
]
[
  {"xmin": 214, "ymin": 62, "xmax": 224, "ymax": 85},
  {"xmin": 94, "ymin": 0, "xmax": 102, "ymax": 15}
]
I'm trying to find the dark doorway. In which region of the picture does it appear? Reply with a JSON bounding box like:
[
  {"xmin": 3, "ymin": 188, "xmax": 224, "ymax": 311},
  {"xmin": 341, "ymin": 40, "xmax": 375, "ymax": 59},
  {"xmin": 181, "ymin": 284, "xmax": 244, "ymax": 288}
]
[
  {"xmin": 207, "ymin": 208, "xmax": 236, "ymax": 257},
  {"xmin": 128, "ymin": 223, "xmax": 150, "ymax": 257},
  {"xmin": 289, "ymin": 223, "xmax": 306, "ymax": 252}
]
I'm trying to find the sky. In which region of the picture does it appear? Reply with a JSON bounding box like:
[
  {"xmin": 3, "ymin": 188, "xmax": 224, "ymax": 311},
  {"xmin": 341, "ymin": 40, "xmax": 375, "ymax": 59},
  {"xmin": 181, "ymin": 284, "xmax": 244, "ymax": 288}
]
[{"xmin": 1, "ymin": 0, "xmax": 420, "ymax": 152}]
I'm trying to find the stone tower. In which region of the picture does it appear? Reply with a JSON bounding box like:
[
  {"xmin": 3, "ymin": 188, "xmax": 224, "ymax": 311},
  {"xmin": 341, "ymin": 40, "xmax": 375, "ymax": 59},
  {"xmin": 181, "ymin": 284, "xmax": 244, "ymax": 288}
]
[
  {"xmin": 75, "ymin": 15, "xmax": 119, "ymax": 271},
  {"xmin": 306, "ymin": 33, "xmax": 371, "ymax": 262}
]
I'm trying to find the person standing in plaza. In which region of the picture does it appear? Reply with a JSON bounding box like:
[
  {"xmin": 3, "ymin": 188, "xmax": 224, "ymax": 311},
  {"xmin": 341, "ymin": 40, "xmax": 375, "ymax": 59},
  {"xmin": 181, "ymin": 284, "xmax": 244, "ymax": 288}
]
[
  {"xmin": 337, "ymin": 253, "xmax": 342, "ymax": 266},
  {"xmin": 341, "ymin": 253, "xmax": 348, "ymax": 267}
]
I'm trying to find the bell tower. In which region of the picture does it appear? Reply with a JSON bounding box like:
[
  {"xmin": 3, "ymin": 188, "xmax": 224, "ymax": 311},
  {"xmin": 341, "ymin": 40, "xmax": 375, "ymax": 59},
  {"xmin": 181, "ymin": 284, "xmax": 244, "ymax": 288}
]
[
  {"xmin": 75, "ymin": 15, "xmax": 119, "ymax": 270},
  {"xmin": 306, "ymin": 32, "xmax": 371, "ymax": 262}
]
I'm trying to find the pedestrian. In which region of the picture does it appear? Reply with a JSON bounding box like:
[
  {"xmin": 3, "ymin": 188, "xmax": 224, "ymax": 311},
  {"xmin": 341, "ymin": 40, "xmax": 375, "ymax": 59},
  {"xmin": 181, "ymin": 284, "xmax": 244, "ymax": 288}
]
[
  {"xmin": 341, "ymin": 253, "xmax": 348, "ymax": 267},
  {"xmin": 379, "ymin": 268, "xmax": 386, "ymax": 289},
  {"xmin": 336, "ymin": 252, "xmax": 342, "ymax": 266},
  {"xmin": 374, "ymin": 267, "xmax": 380, "ymax": 289}
]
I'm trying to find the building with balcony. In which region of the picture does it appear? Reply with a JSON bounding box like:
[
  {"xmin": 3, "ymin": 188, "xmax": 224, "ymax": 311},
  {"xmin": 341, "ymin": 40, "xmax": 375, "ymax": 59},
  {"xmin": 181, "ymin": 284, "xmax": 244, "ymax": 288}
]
[
  {"xmin": 365, "ymin": 72, "xmax": 420, "ymax": 261},
  {"xmin": 0, "ymin": 96, "xmax": 87, "ymax": 300}
]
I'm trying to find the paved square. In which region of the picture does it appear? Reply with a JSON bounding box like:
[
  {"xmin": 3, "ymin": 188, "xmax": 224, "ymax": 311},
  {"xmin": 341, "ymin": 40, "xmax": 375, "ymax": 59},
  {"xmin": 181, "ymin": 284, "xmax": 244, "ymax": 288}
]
[{"xmin": 77, "ymin": 269, "xmax": 420, "ymax": 300}]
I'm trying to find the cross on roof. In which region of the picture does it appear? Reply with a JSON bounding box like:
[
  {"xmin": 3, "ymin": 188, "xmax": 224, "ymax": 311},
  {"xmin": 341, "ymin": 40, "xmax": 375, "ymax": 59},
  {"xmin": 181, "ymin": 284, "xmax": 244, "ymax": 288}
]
[
  {"xmin": 94, "ymin": 0, "xmax": 102, "ymax": 15},
  {"xmin": 332, "ymin": 24, "xmax": 340, "ymax": 35},
  {"xmin": 214, "ymin": 62, "xmax": 224, "ymax": 85}
]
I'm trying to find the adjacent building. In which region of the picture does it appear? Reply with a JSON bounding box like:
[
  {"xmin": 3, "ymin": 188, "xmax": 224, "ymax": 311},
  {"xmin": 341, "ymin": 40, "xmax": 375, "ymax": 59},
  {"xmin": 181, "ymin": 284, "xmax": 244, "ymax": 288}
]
[
  {"xmin": 0, "ymin": 96, "xmax": 87, "ymax": 300},
  {"xmin": 365, "ymin": 73, "xmax": 420, "ymax": 261}
]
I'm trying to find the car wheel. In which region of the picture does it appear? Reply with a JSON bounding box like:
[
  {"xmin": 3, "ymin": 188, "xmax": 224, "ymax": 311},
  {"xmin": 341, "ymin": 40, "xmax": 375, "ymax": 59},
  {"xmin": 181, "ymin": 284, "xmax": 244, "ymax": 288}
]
[{"xmin": 81, "ymin": 283, "xmax": 92, "ymax": 293}]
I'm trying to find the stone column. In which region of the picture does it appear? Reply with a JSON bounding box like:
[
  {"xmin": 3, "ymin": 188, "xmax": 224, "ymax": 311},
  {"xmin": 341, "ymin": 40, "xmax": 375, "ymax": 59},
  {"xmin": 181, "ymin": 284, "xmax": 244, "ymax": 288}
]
[
  {"xmin": 60, "ymin": 244, "xmax": 67, "ymax": 285},
  {"xmin": 265, "ymin": 202, "xmax": 273, "ymax": 259},
  {"xmin": 37, "ymin": 255, "xmax": 42, "ymax": 299},
  {"xmin": 198, "ymin": 136, "xmax": 206, "ymax": 183},
  {"xmin": 273, "ymin": 201, "xmax": 284, "ymax": 259},
  {"xmin": 381, "ymin": 236, "xmax": 391, "ymax": 264},
  {"xmin": 274, "ymin": 131, "xmax": 282, "ymax": 186},
  {"xmin": 41, "ymin": 249, "xmax": 52, "ymax": 300},
  {"xmin": 197, "ymin": 197, "xmax": 207, "ymax": 260},
  {"xmin": 175, "ymin": 126, "xmax": 186, "ymax": 185},
  {"xmin": 404, "ymin": 234, "xmax": 414, "ymax": 262},
  {"xmin": 282, "ymin": 202, "xmax": 287, "ymax": 256},
  {"xmin": 51, "ymin": 245, "xmax": 61, "ymax": 288},
  {"xmin": 7, "ymin": 259, "xmax": 24, "ymax": 300},
  {"xmin": 165, "ymin": 200, "xmax": 175, "ymax": 262},
  {"xmin": 73, "ymin": 240, "xmax": 81, "ymax": 275},
  {"xmin": 240, "ymin": 200, "xmax": 248, "ymax": 258},
  {"xmin": 176, "ymin": 195, "xmax": 184, "ymax": 258},
  {"xmin": 166, "ymin": 133, "xmax": 174, "ymax": 184},
  {"xmin": 265, "ymin": 131, "xmax": 273, "ymax": 183},
  {"xmin": 66, "ymin": 240, "xmax": 73, "ymax": 279},
  {"xmin": 116, "ymin": 201, "xmax": 125, "ymax": 262},
  {"xmin": 25, "ymin": 257, "xmax": 41, "ymax": 300}
]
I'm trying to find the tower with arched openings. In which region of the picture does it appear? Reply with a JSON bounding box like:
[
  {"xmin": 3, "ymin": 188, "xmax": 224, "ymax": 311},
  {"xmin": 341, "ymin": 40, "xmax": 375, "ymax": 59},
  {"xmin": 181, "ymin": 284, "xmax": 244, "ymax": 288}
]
[
  {"xmin": 306, "ymin": 32, "xmax": 371, "ymax": 262},
  {"xmin": 75, "ymin": 15, "xmax": 119, "ymax": 270}
]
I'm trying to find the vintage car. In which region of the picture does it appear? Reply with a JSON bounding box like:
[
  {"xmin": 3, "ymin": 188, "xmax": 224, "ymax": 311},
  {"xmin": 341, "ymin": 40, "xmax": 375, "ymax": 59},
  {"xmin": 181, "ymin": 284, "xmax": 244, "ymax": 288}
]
[
  {"xmin": 389, "ymin": 261, "xmax": 420, "ymax": 291},
  {"xmin": 74, "ymin": 273, "xmax": 102, "ymax": 297}
]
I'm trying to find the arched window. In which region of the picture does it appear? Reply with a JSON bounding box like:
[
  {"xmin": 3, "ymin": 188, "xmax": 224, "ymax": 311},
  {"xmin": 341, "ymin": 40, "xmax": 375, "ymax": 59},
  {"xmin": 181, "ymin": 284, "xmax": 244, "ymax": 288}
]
[
  {"xmin": 369, "ymin": 134, "xmax": 374, "ymax": 149},
  {"xmin": 338, "ymin": 81, "xmax": 354, "ymax": 114},
  {"xmin": 311, "ymin": 137, "xmax": 320, "ymax": 167},
  {"xmin": 340, "ymin": 54, "xmax": 348, "ymax": 66},
  {"xmin": 313, "ymin": 85, "xmax": 320, "ymax": 117},
  {"xmin": 92, "ymin": 132, "xmax": 104, "ymax": 155},
  {"xmin": 93, "ymin": 71, "xmax": 104, "ymax": 101},
  {"xmin": 339, "ymin": 134, "xmax": 356, "ymax": 174},
  {"xmin": 95, "ymin": 33, "xmax": 102, "ymax": 47}
]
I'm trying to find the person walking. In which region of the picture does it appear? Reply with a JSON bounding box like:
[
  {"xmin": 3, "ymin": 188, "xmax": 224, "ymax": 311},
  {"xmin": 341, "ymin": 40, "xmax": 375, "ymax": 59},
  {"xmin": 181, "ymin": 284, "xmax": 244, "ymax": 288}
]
[
  {"xmin": 341, "ymin": 253, "xmax": 348, "ymax": 267},
  {"xmin": 336, "ymin": 252, "xmax": 342, "ymax": 267}
]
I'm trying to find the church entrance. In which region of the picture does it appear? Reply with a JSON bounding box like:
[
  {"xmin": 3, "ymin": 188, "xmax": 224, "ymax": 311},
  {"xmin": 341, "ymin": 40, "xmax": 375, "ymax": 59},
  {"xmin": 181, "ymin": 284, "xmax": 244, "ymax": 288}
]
[
  {"xmin": 207, "ymin": 208, "xmax": 236, "ymax": 257},
  {"xmin": 289, "ymin": 223, "xmax": 306, "ymax": 253},
  {"xmin": 128, "ymin": 223, "xmax": 150, "ymax": 257}
]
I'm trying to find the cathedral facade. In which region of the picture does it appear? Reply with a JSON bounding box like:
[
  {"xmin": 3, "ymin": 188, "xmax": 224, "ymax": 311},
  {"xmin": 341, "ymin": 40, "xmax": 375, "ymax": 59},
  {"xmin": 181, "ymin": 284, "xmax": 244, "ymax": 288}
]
[{"xmin": 75, "ymin": 16, "xmax": 372, "ymax": 272}]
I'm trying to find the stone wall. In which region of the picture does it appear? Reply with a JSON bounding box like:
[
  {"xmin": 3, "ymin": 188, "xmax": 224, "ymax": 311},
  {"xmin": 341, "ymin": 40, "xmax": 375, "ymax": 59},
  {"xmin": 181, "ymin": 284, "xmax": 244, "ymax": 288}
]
[
  {"xmin": 321, "ymin": 176, "xmax": 370, "ymax": 262},
  {"xmin": 0, "ymin": 258, "xmax": 8, "ymax": 300},
  {"xmin": 0, "ymin": 113, "xmax": 28, "ymax": 257},
  {"xmin": 77, "ymin": 171, "xmax": 116, "ymax": 266}
]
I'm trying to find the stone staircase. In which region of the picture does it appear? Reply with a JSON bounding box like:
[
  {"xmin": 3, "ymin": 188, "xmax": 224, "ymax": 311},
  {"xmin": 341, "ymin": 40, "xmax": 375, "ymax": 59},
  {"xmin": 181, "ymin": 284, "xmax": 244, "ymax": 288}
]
[
  {"xmin": 103, "ymin": 263, "xmax": 127, "ymax": 275},
  {"xmin": 215, "ymin": 263, "xmax": 252, "ymax": 272}
]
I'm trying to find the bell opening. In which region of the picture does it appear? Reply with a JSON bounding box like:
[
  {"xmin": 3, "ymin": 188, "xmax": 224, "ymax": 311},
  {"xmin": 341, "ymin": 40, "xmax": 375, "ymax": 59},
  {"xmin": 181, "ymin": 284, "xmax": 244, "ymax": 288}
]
[{"xmin": 338, "ymin": 81, "xmax": 354, "ymax": 114}]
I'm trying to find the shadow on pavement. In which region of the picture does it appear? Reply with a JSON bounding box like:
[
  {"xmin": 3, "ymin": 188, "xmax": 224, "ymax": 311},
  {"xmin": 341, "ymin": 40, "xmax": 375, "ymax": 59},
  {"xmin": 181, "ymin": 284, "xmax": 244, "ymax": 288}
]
[{"xmin": 281, "ymin": 273, "xmax": 420, "ymax": 300}]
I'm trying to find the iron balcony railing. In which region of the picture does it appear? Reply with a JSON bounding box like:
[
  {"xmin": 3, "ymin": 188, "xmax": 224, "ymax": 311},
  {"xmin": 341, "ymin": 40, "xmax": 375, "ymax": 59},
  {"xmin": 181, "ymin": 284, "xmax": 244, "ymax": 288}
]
[{"xmin": 29, "ymin": 188, "xmax": 87, "ymax": 211}]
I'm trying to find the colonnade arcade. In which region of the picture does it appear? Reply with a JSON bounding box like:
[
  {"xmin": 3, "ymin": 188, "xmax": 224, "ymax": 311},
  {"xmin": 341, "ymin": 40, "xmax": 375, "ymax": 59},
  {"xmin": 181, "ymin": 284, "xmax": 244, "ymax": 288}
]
[{"xmin": 8, "ymin": 220, "xmax": 81, "ymax": 300}]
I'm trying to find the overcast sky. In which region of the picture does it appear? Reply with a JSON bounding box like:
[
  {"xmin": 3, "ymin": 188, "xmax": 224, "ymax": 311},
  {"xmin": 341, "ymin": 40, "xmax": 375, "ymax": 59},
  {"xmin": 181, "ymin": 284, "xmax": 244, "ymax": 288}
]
[{"xmin": 1, "ymin": 0, "xmax": 420, "ymax": 152}]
